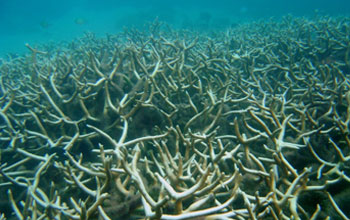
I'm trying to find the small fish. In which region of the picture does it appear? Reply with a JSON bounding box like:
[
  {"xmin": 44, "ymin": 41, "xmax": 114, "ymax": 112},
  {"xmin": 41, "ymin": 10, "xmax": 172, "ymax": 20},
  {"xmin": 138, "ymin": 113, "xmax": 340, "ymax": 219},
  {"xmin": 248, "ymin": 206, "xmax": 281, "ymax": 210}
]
[
  {"xmin": 74, "ymin": 17, "xmax": 88, "ymax": 25},
  {"xmin": 39, "ymin": 20, "xmax": 51, "ymax": 29}
]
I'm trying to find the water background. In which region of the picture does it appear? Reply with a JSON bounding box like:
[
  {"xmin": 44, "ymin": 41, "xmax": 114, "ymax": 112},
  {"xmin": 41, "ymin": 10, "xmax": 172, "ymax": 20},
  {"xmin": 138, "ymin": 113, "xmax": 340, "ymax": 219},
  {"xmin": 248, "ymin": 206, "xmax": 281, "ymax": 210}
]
[{"xmin": 0, "ymin": 0, "xmax": 349, "ymax": 57}]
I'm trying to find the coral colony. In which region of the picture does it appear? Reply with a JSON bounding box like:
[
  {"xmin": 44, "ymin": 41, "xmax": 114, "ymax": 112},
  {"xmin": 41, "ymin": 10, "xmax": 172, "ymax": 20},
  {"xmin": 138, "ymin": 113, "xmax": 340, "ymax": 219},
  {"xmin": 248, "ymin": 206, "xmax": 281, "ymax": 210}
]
[{"xmin": 1, "ymin": 16, "xmax": 350, "ymax": 219}]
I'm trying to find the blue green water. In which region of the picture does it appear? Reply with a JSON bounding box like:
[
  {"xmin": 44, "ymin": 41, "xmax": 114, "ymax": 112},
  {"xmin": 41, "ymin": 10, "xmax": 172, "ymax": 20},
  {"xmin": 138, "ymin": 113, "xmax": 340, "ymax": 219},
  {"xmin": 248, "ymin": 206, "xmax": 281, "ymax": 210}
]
[{"xmin": 0, "ymin": 0, "xmax": 349, "ymax": 57}]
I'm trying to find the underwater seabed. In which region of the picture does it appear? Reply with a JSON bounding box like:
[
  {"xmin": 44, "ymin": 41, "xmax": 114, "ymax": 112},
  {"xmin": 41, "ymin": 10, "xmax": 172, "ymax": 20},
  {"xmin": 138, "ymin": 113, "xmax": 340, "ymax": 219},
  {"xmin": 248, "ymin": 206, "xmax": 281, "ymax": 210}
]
[{"xmin": 1, "ymin": 15, "xmax": 350, "ymax": 219}]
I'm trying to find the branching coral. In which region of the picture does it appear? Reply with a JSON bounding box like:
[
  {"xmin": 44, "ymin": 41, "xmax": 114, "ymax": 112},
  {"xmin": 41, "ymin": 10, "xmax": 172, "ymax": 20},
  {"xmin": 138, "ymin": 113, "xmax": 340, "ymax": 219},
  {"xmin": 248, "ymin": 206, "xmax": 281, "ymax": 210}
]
[{"xmin": 1, "ymin": 15, "xmax": 350, "ymax": 219}]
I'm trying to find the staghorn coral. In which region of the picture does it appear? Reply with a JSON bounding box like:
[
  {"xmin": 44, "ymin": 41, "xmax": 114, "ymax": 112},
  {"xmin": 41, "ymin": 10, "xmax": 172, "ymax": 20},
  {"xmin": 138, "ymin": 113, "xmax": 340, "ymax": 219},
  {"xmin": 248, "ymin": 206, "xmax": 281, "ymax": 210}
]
[{"xmin": 0, "ymin": 15, "xmax": 350, "ymax": 219}]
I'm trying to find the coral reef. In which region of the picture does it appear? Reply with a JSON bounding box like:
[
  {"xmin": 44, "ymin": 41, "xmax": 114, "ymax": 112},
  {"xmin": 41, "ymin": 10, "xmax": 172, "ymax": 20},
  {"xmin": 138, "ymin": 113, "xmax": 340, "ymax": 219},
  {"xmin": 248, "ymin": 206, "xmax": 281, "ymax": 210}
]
[{"xmin": 1, "ymin": 16, "xmax": 350, "ymax": 219}]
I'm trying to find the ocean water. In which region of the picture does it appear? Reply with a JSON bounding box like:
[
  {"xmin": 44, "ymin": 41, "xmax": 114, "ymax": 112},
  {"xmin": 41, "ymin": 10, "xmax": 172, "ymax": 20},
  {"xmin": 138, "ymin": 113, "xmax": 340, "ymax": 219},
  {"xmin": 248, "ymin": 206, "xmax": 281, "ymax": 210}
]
[{"xmin": 0, "ymin": 0, "xmax": 349, "ymax": 57}]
